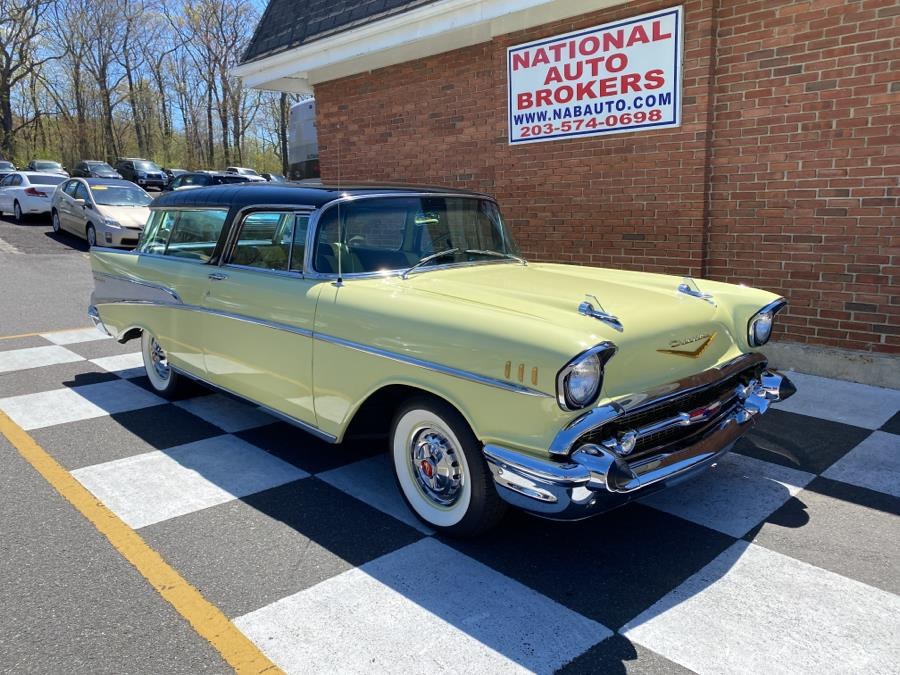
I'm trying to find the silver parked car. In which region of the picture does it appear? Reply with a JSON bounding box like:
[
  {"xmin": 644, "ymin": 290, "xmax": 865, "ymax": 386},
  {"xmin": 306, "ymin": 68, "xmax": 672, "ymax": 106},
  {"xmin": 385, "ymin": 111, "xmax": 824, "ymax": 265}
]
[{"xmin": 51, "ymin": 178, "xmax": 152, "ymax": 248}]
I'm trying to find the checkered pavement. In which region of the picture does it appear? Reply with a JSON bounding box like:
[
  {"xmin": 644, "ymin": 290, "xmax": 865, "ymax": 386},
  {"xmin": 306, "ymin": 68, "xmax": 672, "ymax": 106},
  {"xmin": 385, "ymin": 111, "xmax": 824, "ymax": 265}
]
[{"xmin": 2, "ymin": 328, "xmax": 899, "ymax": 674}]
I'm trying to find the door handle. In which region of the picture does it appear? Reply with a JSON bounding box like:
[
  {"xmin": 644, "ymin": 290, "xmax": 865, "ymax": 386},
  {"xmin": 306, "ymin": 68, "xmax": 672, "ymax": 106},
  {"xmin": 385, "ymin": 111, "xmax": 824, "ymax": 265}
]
[{"xmin": 208, "ymin": 272, "xmax": 228, "ymax": 281}]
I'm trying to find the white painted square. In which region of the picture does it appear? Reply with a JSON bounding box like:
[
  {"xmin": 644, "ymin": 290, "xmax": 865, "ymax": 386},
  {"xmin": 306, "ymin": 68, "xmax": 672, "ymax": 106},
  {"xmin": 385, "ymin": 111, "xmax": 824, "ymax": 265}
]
[
  {"xmin": 236, "ymin": 538, "xmax": 608, "ymax": 674},
  {"xmin": 318, "ymin": 454, "xmax": 434, "ymax": 535},
  {"xmin": 823, "ymin": 431, "xmax": 900, "ymax": 498},
  {"xmin": 174, "ymin": 393, "xmax": 274, "ymax": 432},
  {"xmin": 41, "ymin": 327, "xmax": 111, "ymax": 345},
  {"xmin": 91, "ymin": 352, "xmax": 145, "ymax": 379},
  {"xmin": 777, "ymin": 371, "xmax": 900, "ymax": 430},
  {"xmin": 641, "ymin": 453, "xmax": 814, "ymax": 537},
  {"xmin": 0, "ymin": 345, "xmax": 83, "ymax": 374},
  {"xmin": 0, "ymin": 379, "xmax": 164, "ymax": 430},
  {"xmin": 622, "ymin": 542, "xmax": 900, "ymax": 674},
  {"xmin": 72, "ymin": 435, "xmax": 309, "ymax": 529}
]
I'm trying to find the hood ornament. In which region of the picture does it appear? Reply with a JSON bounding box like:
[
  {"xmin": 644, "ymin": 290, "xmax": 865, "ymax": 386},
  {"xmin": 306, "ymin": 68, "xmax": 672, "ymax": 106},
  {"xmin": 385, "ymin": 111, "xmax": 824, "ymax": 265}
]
[
  {"xmin": 578, "ymin": 294, "xmax": 623, "ymax": 331},
  {"xmin": 677, "ymin": 277, "xmax": 716, "ymax": 305}
]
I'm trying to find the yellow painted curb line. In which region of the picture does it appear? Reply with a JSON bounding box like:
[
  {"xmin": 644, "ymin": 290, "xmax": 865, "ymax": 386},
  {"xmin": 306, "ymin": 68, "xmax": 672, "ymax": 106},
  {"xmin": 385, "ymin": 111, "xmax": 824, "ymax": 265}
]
[{"xmin": 0, "ymin": 410, "xmax": 283, "ymax": 674}]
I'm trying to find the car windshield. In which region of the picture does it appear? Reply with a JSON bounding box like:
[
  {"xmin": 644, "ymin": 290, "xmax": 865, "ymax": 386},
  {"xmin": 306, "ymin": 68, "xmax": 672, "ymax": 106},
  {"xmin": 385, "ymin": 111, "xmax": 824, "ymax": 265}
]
[
  {"xmin": 235, "ymin": 168, "xmax": 258, "ymax": 176},
  {"xmin": 313, "ymin": 196, "xmax": 521, "ymax": 275},
  {"xmin": 0, "ymin": 162, "xmax": 14, "ymax": 170},
  {"xmin": 34, "ymin": 161, "xmax": 62, "ymax": 170},
  {"xmin": 30, "ymin": 174, "xmax": 66, "ymax": 185},
  {"xmin": 90, "ymin": 185, "xmax": 152, "ymax": 206},
  {"xmin": 88, "ymin": 162, "xmax": 114, "ymax": 171},
  {"xmin": 134, "ymin": 161, "xmax": 161, "ymax": 171}
]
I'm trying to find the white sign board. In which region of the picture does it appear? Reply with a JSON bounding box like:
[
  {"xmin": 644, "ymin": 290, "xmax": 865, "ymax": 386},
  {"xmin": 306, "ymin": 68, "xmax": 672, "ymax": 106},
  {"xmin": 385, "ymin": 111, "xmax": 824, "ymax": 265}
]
[{"xmin": 507, "ymin": 6, "xmax": 683, "ymax": 144}]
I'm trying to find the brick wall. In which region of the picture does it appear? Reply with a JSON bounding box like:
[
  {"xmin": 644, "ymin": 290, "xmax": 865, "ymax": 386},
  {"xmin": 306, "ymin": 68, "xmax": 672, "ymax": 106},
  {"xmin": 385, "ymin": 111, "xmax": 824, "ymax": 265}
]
[{"xmin": 314, "ymin": 0, "xmax": 898, "ymax": 353}]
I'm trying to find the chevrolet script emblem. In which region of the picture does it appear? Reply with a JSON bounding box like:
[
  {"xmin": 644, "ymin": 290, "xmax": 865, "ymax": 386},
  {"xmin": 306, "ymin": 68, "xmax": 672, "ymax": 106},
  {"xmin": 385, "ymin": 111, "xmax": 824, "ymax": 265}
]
[{"xmin": 657, "ymin": 332, "xmax": 716, "ymax": 358}]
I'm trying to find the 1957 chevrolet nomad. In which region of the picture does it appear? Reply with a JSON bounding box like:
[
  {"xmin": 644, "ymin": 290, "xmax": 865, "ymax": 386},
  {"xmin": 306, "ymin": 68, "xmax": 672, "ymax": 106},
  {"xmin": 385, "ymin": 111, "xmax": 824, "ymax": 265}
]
[{"xmin": 89, "ymin": 183, "xmax": 795, "ymax": 535}]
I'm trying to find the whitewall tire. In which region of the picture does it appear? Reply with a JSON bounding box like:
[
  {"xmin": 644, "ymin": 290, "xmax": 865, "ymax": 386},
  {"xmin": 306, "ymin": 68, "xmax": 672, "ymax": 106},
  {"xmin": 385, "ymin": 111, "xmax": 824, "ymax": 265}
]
[
  {"xmin": 141, "ymin": 331, "xmax": 184, "ymax": 398},
  {"xmin": 391, "ymin": 396, "xmax": 506, "ymax": 536}
]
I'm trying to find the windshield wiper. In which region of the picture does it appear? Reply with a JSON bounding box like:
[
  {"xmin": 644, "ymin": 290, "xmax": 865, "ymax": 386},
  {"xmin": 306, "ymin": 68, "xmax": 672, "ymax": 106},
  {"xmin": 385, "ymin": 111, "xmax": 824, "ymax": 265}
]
[
  {"xmin": 401, "ymin": 248, "xmax": 460, "ymax": 279},
  {"xmin": 464, "ymin": 249, "xmax": 527, "ymax": 265}
]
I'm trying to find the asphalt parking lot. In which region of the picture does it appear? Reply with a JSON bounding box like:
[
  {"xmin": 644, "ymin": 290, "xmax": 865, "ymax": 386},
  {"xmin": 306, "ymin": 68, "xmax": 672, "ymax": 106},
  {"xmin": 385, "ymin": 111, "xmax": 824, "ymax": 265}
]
[{"xmin": 1, "ymin": 214, "xmax": 899, "ymax": 674}]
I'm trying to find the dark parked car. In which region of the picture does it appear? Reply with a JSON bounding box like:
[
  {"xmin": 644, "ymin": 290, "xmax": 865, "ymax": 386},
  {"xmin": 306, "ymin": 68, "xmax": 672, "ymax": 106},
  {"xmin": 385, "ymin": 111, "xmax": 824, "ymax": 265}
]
[
  {"xmin": 164, "ymin": 172, "xmax": 253, "ymax": 191},
  {"xmin": 72, "ymin": 160, "xmax": 122, "ymax": 179},
  {"xmin": 24, "ymin": 160, "xmax": 68, "ymax": 176},
  {"xmin": 163, "ymin": 168, "xmax": 187, "ymax": 185},
  {"xmin": 261, "ymin": 173, "xmax": 286, "ymax": 182},
  {"xmin": 115, "ymin": 158, "xmax": 166, "ymax": 190}
]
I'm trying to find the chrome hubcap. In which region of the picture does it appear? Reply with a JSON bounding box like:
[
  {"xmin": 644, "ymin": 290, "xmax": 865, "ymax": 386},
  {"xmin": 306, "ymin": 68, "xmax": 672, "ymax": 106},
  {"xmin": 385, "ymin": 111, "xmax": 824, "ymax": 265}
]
[
  {"xmin": 149, "ymin": 337, "xmax": 170, "ymax": 381},
  {"xmin": 409, "ymin": 427, "xmax": 463, "ymax": 507}
]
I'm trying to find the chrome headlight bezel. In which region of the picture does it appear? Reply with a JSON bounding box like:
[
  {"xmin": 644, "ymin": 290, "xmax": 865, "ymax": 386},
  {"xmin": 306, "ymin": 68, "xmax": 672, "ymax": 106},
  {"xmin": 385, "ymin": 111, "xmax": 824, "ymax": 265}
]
[
  {"xmin": 748, "ymin": 298, "xmax": 787, "ymax": 347},
  {"xmin": 556, "ymin": 342, "xmax": 617, "ymax": 411}
]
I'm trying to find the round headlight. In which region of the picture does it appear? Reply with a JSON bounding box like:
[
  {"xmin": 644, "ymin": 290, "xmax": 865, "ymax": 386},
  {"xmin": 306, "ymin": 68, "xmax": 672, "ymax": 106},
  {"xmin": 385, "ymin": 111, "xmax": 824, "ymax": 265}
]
[
  {"xmin": 750, "ymin": 312, "xmax": 773, "ymax": 345},
  {"xmin": 556, "ymin": 344, "xmax": 616, "ymax": 411},
  {"xmin": 566, "ymin": 353, "xmax": 601, "ymax": 406},
  {"xmin": 748, "ymin": 299, "xmax": 786, "ymax": 347}
]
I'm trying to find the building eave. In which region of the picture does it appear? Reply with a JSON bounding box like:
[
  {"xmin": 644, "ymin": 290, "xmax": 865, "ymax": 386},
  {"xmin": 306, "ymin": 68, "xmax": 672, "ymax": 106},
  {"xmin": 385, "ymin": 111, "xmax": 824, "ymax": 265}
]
[{"xmin": 232, "ymin": 0, "xmax": 631, "ymax": 93}]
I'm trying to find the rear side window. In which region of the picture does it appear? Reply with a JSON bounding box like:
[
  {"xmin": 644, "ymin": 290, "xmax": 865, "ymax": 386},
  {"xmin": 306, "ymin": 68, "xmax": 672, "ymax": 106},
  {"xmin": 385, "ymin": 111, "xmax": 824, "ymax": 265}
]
[
  {"xmin": 228, "ymin": 212, "xmax": 309, "ymax": 272},
  {"xmin": 138, "ymin": 209, "xmax": 228, "ymax": 261}
]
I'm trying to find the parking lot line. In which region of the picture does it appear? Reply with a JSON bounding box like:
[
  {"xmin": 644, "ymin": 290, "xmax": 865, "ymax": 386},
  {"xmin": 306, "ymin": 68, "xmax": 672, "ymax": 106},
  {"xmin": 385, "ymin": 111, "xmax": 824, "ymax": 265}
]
[
  {"xmin": 0, "ymin": 327, "xmax": 91, "ymax": 341},
  {"xmin": 0, "ymin": 409, "xmax": 283, "ymax": 675}
]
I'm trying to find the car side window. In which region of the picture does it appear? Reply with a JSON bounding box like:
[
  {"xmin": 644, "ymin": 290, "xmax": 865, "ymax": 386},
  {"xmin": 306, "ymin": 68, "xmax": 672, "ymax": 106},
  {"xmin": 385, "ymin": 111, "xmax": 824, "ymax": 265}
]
[
  {"xmin": 73, "ymin": 183, "xmax": 90, "ymax": 202},
  {"xmin": 289, "ymin": 214, "xmax": 310, "ymax": 272},
  {"xmin": 63, "ymin": 180, "xmax": 79, "ymax": 196},
  {"xmin": 163, "ymin": 210, "xmax": 228, "ymax": 262},
  {"xmin": 139, "ymin": 210, "xmax": 176, "ymax": 254},
  {"xmin": 11, "ymin": 175, "xmax": 22, "ymax": 187},
  {"xmin": 229, "ymin": 211, "xmax": 297, "ymax": 272},
  {"xmin": 0, "ymin": 175, "xmax": 14, "ymax": 187}
]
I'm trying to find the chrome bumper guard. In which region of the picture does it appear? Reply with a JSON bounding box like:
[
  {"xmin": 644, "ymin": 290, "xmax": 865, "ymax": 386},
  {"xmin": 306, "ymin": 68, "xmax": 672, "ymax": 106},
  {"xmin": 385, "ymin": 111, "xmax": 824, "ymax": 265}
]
[
  {"xmin": 87, "ymin": 305, "xmax": 111, "ymax": 337},
  {"xmin": 484, "ymin": 365, "xmax": 796, "ymax": 520}
]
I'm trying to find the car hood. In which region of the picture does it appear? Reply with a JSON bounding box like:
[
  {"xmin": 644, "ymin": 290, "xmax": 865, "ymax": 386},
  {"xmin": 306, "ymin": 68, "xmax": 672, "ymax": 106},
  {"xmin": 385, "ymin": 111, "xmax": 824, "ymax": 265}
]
[
  {"xmin": 97, "ymin": 204, "xmax": 151, "ymax": 229},
  {"xmin": 401, "ymin": 262, "xmax": 778, "ymax": 398}
]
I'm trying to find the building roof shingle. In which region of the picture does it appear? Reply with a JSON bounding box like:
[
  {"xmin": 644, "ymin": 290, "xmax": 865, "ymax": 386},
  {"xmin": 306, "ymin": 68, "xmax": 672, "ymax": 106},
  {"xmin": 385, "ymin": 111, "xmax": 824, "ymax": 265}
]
[{"xmin": 242, "ymin": 0, "xmax": 443, "ymax": 64}]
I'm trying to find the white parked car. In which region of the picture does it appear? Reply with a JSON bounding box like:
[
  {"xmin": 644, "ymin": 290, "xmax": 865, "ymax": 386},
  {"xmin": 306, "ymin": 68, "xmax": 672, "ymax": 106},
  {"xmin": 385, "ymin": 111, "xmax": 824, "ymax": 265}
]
[
  {"xmin": 224, "ymin": 166, "xmax": 266, "ymax": 182},
  {"xmin": 51, "ymin": 178, "xmax": 152, "ymax": 248},
  {"xmin": 0, "ymin": 172, "xmax": 68, "ymax": 221}
]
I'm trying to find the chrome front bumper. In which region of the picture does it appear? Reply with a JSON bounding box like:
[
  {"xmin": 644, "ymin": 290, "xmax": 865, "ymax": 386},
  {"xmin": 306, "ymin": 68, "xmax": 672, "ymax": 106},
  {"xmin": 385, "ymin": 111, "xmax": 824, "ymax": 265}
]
[{"xmin": 484, "ymin": 359, "xmax": 796, "ymax": 520}]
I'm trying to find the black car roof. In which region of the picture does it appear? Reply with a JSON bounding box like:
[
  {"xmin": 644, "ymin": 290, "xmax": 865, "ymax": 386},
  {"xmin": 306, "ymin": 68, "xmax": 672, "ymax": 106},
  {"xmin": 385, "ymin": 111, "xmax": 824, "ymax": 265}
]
[{"xmin": 152, "ymin": 182, "xmax": 491, "ymax": 210}]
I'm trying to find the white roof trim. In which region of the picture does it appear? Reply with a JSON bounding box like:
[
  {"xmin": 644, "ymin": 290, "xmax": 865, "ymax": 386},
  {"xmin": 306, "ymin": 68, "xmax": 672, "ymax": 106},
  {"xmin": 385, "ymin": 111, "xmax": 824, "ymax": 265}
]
[{"xmin": 233, "ymin": 0, "xmax": 631, "ymax": 93}]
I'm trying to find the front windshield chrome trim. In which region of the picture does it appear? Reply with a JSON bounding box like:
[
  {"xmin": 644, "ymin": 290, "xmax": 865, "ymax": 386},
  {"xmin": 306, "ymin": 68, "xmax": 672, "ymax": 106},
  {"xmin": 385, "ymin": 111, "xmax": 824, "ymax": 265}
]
[{"xmin": 304, "ymin": 192, "xmax": 523, "ymax": 279}]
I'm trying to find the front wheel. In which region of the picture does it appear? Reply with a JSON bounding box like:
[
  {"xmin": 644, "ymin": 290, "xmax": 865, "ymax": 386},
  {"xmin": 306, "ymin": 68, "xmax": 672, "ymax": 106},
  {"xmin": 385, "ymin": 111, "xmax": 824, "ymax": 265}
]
[
  {"xmin": 141, "ymin": 331, "xmax": 185, "ymax": 398},
  {"xmin": 391, "ymin": 396, "xmax": 506, "ymax": 536},
  {"xmin": 85, "ymin": 223, "xmax": 96, "ymax": 247}
]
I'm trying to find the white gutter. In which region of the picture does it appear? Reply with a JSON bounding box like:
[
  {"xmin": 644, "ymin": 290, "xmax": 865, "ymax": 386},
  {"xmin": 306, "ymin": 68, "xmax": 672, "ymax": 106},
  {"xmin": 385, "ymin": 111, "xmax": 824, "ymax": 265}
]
[{"xmin": 233, "ymin": 0, "xmax": 631, "ymax": 93}]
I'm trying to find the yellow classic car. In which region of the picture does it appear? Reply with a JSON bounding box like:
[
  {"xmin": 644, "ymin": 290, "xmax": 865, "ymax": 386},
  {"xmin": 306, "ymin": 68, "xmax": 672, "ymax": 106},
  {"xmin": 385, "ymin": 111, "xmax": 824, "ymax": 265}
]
[{"xmin": 88, "ymin": 183, "xmax": 795, "ymax": 536}]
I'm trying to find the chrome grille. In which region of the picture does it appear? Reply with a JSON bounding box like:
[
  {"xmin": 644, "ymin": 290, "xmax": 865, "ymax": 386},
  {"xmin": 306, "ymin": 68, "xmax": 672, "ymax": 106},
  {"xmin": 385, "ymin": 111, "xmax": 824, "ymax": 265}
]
[{"xmin": 580, "ymin": 365, "xmax": 760, "ymax": 460}]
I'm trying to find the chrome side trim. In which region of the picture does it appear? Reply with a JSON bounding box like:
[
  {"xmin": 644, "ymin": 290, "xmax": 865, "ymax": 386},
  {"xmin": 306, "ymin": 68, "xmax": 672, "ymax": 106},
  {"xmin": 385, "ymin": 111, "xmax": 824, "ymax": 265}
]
[
  {"xmin": 92, "ymin": 298, "xmax": 548, "ymax": 398},
  {"xmin": 91, "ymin": 271, "xmax": 183, "ymax": 304},
  {"xmin": 87, "ymin": 305, "xmax": 111, "ymax": 336},
  {"xmin": 170, "ymin": 365, "xmax": 337, "ymax": 443},
  {"xmin": 313, "ymin": 333, "xmax": 551, "ymax": 398}
]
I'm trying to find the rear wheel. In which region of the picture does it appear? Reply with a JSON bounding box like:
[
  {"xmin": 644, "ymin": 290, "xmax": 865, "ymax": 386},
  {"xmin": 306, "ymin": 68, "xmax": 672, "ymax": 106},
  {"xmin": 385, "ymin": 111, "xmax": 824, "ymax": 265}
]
[
  {"xmin": 13, "ymin": 201, "xmax": 22, "ymax": 222},
  {"xmin": 391, "ymin": 396, "xmax": 506, "ymax": 536},
  {"xmin": 141, "ymin": 331, "xmax": 185, "ymax": 398},
  {"xmin": 86, "ymin": 223, "xmax": 96, "ymax": 247},
  {"xmin": 51, "ymin": 210, "xmax": 61, "ymax": 233}
]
